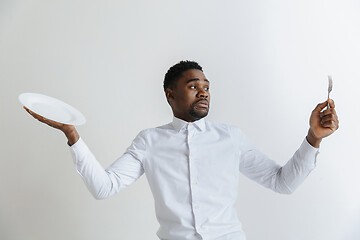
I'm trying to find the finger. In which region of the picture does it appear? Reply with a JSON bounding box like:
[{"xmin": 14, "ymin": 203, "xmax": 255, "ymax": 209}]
[
  {"xmin": 24, "ymin": 106, "xmax": 35, "ymax": 116},
  {"xmin": 24, "ymin": 106, "xmax": 32, "ymax": 115},
  {"xmin": 321, "ymin": 113, "xmax": 336, "ymax": 123},
  {"xmin": 322, "ymin": 116, "xmax": 339, "ymax": 129},
  {"xmin": 321, "ymin": 120, "xmax": 334, "ymax": 127},
  {"xmin": 38, "ymin": 117, "xmax": 55, "ymax": 127},
  {"xmin": 328, "ymin": 98, "xmax": 335, "ymax": 109},
  {"xmin": 24, "ymin": 107, "xmax": 39, "ymax": 118},
  {"xmin": 41, "ymin": 117, "xmax": 63, "ymax": 128},
  {"xmin": 26, "ymin": 109, "xmax": 47, "ymax": 123},
  {"xmin": 313, "ymin": 101, "xmax": 328, "ymax": 113},
  {"xmin": 322, "ymin": 108, "xmax": 337, "ymax": 117},
  {"xmin": 321, "ymin": 117, "xmax": 339, "ymax": 130},
  {"xmin": 322, "ymin": 108, "xmax": 336, "ymax": 116},
  {"xmin": 321, "ymin": 120, "xmax": 337, "ymax": 129},
  {"xmin": 31, "ymin": 111, "xmax": 44, "ymax": 120},
  {"xmin": 28, "ymin": 110, "xmax": 48, "ymax": 122},
  {"xmin": 23, "ymin": 106, "xmax": 63, "ymax": 128}
]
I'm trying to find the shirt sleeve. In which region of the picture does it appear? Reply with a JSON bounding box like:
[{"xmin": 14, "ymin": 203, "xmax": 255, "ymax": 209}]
[
  {"xmin": 69, "ymin": 131, "xmax": 146, "ymax": 199},
  {"xmin": 232, "ymin": 127, "xmax": 319, "ymax": 194}
]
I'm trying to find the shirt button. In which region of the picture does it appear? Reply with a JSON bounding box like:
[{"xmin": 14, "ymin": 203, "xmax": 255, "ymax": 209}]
[
  {"xmin": 192, "ymin": 181, "xmax": 197, "ymax": 185},
  {"xmin": 194, "ymin": 205, "xmax": 199, "ymax": 209}
]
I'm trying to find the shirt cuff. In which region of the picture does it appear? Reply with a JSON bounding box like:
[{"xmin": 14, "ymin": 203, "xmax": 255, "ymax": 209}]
[
  {"xmin": 298, "ymin": 137, "xmax": 320, "ymax": 168},
  {"xmin": 69, "ymin": 137, "xmax": 89, "ymax": 165}
]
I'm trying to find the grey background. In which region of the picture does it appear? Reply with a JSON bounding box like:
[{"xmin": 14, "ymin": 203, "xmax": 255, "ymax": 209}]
[{"xmin": 1, "ymin": 0, "xmax": 359, "ymax": 239}]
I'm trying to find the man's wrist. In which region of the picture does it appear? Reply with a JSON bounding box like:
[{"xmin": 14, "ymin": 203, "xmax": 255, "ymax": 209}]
[
  {"xmin": 63, "ymin": 128, "xmax": 80, "ymax": 146},
  {"xmin": 306, "ymin": 129, "xmax": 322, "ymax": 148}
]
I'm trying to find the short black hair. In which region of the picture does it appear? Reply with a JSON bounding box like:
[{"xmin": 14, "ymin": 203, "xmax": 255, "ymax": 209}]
[{"xmin": 163, "ymin": 60, "xmax": 203, "ymax": 92}]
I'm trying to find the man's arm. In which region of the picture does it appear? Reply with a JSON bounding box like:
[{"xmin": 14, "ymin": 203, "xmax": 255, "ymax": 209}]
[
  {"xmin": 23, "ymin": 106, "xmax": 145, "ymax": 199},
  {"xmin": 238, "ymin": 99, "xmax": 339, "ymax": 194},
  {"xmin": 69, "ymin": 134, "xmax": 145, "ymax": 199}
]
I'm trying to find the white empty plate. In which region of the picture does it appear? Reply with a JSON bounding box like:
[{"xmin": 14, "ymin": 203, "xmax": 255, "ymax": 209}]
[{"xmin": 19, "ymin": 93, "xmax": 86, "ymax": 125}]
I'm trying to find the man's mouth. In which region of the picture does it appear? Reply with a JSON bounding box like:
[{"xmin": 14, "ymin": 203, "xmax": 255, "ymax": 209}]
[{"xmin": 194, "ymin": 99, "xmax": 209, "ymax": 109}]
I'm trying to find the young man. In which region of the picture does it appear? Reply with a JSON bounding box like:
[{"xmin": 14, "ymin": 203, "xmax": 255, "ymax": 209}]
[{"xmin": 24, "ymin": 60, "xmax": 339, "ymax": 240}]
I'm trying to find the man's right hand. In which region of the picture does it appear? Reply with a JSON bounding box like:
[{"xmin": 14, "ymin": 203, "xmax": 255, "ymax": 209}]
[{"xmin": 24, "ymin": 106, "xmax": 80, "ymax": 146}]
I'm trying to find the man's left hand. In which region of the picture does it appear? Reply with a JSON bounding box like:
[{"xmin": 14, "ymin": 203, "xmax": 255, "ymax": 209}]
[{"xmin": 306, "ymin": 99, "xmax": 339, "ymax": 148}]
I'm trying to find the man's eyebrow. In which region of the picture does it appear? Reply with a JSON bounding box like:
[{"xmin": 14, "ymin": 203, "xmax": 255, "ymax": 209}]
[{"xmin": 186, "ymin": 78, "xmax": 210, "ymax": 83}]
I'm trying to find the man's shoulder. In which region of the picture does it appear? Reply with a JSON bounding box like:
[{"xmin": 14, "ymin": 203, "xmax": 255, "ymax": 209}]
[{"xmin": 137, "ymin": 122, "xmax": 173, "ymax": 135}]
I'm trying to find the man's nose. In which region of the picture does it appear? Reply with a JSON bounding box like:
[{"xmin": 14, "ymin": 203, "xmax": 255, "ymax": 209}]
[{"xmin": 197, "ymin": 88, "xmax": 209, "ymax": 98}]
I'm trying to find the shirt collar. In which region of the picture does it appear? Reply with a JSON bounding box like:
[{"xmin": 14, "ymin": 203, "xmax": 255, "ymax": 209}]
[{"xmin": 171, "ymin": 116, "xmax": 206, "ymax": 132}]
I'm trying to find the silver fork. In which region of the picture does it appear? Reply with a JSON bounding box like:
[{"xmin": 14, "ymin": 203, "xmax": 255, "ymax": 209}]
[{"xmin": 327, "ymin": 75, "xmax": 333, "ymax": 109}]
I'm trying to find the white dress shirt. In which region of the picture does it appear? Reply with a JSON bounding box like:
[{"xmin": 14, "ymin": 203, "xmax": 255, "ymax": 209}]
[{"xmin": 69, "ymin": 116, "xmax": 319, "ymax": 240}]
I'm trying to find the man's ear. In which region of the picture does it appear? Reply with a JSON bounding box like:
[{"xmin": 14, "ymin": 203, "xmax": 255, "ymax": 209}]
[{"xmin": 165, "ymin": 88, "xmax": 174, "ymax": 105}]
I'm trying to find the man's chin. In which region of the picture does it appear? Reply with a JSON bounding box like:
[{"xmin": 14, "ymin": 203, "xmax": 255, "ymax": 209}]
[{"xmin": 190, "ymin": 109, "xmax": 209, "ymax": 120}]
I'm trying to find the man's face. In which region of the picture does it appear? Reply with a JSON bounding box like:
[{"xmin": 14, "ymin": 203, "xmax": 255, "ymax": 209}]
[{"xmin": 166, "ymin": 69, "xmax": 210, "ymax": 122}]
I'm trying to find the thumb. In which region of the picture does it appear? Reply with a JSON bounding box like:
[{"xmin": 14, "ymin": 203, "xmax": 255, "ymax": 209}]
[{"xmin": 313, "ymin": 100, "xmax": 328, "ymax": 112}]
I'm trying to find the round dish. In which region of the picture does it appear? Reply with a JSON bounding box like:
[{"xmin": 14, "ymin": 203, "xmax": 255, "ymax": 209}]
[{"xmin": 19, "ymin": 93, "xmax": 86, "ymax": 126}]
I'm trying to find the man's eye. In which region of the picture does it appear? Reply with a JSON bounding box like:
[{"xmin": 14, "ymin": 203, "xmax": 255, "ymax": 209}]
[
  {"xmin": 190, "ymin": 86, "xmax": 196, "ymax": 89},
  {"xmin": 205, "ymin": 87, "xmax": 209, "ymax": 91}
]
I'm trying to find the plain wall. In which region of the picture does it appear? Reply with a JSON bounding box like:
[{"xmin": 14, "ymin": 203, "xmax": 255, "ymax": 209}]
[{"xmin": 1, "ymin": 0, "xmax": 359, "ymax": 239}]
